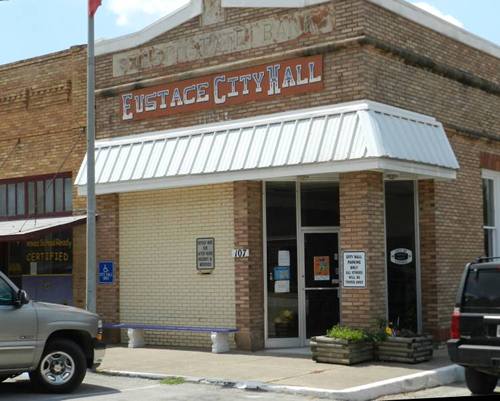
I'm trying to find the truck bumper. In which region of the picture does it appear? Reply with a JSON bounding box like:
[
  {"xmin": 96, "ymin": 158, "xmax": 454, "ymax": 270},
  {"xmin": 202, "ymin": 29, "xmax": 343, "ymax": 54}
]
[
  {"xmin": 92, "ymin": 339, "xmax": 106, "ymax": 369},
  {"xmin": 448, "ymin": 339, "xmax": 500, "ymax": 370}
]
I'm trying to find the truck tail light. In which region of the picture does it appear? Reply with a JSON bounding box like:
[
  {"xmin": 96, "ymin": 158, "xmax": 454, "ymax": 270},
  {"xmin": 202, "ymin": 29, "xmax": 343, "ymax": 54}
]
[
  {"xmin": 97, "ymin": 319, "xmax": 103, "ymax": 341},
  {"xmin": 450, "ymin": 307, "xmax": 461, "ymax": 339}
]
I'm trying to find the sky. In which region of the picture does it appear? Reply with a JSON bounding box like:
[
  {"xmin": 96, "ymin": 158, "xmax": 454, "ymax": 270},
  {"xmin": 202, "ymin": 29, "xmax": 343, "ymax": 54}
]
[{"xmin": 0, "ymin": 0, "xmax": 498, "ymax": 66}]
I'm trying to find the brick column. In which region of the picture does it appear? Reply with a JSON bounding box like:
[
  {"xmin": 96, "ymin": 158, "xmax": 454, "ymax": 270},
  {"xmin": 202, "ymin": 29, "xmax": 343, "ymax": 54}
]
[
  {"xmin": 418, "ymin": 180, "xmax": 439, "ymax": 337},
  {"xmin": 339, "ymin": 171, "xmax": 386, "ymax": 329},
  {"xmin": 96, "ymin": 194, "xmax": 120, "ymax": 343},
  {"xmin": 73, "ymin": 194, "xmax": 120, "ymax": 343},
  {"xmin": 233, "ymin": 181, "xmax": 264, "ymax": 351}
]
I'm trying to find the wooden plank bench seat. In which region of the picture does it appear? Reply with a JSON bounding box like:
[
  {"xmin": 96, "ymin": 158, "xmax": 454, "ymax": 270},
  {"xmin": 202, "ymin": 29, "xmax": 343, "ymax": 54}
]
[{"xmin": 103, "ymin": 322, "xmax": 238, "ymax": 353}]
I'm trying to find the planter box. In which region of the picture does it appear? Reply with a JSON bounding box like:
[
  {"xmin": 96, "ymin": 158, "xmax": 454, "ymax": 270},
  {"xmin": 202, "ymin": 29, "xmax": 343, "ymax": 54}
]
[
  {"xmin": 310, "ymin": 336, "xmax": 373, "ymax": 365},
  {"xmin": 375, "ymin": 335, "xmax": 433, "ymax": 363}
]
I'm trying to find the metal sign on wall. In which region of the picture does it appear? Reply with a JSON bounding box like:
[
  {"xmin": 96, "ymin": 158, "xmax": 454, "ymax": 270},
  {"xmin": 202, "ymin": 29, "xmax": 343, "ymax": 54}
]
[
  {"xmin": 390, "ymin": 248, "xmax": 413, "ymax": 265},
  {"xmin": 121, "ymin": 55, "xmax": 323, "ymax": 121},
  {"xmin": 342, "ymin": 251, "xmax": 366, "ymax": 288},
  {"xmin": 196, "ymin": 238, "xmax": 215, "ymax": 273}
]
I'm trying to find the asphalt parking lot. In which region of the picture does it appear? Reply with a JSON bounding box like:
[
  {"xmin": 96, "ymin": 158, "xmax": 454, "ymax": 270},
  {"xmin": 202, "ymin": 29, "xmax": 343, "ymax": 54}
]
[
  {"xmin": 1, "ymin": 371, "xmax": 490, "ymax": 400},
  {"xmin": 0, "ymin": 372, "xmax": 319, "ymax": 401}
]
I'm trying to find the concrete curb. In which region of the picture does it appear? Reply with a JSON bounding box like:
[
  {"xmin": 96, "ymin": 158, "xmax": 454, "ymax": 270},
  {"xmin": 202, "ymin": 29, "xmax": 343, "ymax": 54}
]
[{"xmin": 97, "ymin": 364, "xmax": 464, "ymax": 401}]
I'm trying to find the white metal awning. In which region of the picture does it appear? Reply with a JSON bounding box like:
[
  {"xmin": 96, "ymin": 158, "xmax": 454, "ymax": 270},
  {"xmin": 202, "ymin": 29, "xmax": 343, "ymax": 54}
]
[
  {"xmin": 0, "ymin": 215, "xmax": 87, "ymax": 241},
  {"xmin": 76, "ymin": 100, "xmax": 459, "ymax": 195}
]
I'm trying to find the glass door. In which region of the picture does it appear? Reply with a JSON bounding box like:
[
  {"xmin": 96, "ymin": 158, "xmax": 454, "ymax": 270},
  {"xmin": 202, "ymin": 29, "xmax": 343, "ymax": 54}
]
[
  {"xmin": 265, "ymin": 181, "xmax": 340, "ymax": 348},
  {"xmin": 301, "ymin": 231, "xmax": 340, "ymax": 340}
]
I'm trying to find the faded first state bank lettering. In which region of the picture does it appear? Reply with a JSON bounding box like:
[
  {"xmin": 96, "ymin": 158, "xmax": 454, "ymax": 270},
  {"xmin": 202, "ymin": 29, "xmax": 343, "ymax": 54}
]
[
  {"xmin": 121, "ymin": 55, "xmax": 323, "ymax": 121},
  {"xmin": 113, "ymin": 7, "xmax": 334, "ymax": 77}
]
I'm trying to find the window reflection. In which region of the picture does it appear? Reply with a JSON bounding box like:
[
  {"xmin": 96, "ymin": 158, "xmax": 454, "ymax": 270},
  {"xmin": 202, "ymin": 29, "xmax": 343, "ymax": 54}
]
[
  {"xmin": 301, "ymin": 182, "xmax": 339, "ymax": 227},
  {"xmin": 266, "ymin": 182, "xmax": 298, "ymax": 339}
]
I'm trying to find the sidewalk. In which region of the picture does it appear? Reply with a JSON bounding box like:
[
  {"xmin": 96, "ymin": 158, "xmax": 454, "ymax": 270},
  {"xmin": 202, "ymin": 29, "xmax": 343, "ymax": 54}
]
[{"xmin": 98, "ymin": 346, "xmax": 464, "ymax": 400}]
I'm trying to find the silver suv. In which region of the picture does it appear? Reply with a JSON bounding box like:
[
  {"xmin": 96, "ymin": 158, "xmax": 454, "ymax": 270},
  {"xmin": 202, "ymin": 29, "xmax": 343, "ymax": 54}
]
[{"xmin": 0, "ymin": 271, "xmax": 104, "ymax": 393}]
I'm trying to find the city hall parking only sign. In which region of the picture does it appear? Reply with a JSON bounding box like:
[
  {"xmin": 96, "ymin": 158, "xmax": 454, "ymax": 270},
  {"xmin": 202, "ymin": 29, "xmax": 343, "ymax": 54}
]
[{"xmin": 342, "ymin": 251, "xmax": 366, "ymax": 288}]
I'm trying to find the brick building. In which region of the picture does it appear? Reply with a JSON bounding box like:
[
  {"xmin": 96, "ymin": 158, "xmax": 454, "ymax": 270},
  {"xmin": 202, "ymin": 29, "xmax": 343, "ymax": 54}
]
[
  {"xmin": 75, "ymin": 0, "xmax": 499, "ymax": 349},
  {"xmin": 3, "ymin": 0, "xmax": 499, "ymax": 351},
  {"xmin": 0, "ymin": 47, "xmax": 92, "ymax": 311}
]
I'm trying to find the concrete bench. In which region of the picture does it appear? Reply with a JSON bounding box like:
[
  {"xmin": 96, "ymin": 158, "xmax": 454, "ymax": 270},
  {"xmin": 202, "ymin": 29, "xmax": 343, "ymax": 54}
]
[{"xmin": 103, "ymin": 323, "xmax": 238, "ymax": 353}]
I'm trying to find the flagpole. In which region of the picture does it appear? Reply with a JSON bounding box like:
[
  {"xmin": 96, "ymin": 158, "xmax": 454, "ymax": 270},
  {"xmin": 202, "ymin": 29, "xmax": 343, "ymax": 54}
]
[{"xmin": 86, "ymin": 6, "xmax": 97, "ymax": 313}]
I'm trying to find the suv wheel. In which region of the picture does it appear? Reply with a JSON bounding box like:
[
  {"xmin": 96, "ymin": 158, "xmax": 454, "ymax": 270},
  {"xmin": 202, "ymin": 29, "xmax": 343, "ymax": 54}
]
[
  {"xmin": 465, "ymin": 367, "xmax": 498, "ymax": 395},
  {"xmin": 30, "ymin": 339, "xmax": 87, "ymax": 393}
]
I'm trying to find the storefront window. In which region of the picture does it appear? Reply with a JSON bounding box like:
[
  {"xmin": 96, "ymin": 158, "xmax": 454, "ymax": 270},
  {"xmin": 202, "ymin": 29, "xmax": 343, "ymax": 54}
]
[
  {"xmin": 0, "ymin": 173, "xmax": 72, "ymax": 220},
  {"xmin": 483, "ymin": 178, "xmax": 495, "ymax": 257},
  {"xmin": 6, "ymin": 230, "xmax": 73, "ymax": 305},
  {"xmin": 300, "ymin": 182, "xmax": 339, "ymax": 227},
  {"xmin": 266, "ymin": 182, "xmax": 298, "ymax": 339},
  {"xmin": 385, "ymin": 181, "xmax": 418, "ymax": 333}
]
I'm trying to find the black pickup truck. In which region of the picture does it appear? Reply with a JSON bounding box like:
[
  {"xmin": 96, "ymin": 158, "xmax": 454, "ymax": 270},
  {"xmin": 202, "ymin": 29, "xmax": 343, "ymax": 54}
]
[{"xmin": 448, "ymin": 258, "xmax": 500, "ymax": 395}]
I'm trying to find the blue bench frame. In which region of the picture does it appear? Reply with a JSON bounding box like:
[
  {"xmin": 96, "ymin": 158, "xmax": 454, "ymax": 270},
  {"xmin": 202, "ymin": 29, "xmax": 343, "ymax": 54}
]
[{"xmin": 104, "ymin": 322, "xmax": 238, "ymax": 353}]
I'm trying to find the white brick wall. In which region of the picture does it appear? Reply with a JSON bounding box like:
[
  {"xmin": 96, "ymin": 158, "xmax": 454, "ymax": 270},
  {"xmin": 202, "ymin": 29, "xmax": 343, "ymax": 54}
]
[{"xmin": 119, "ymin": 183, "xmax": 236, "ymax": 348}]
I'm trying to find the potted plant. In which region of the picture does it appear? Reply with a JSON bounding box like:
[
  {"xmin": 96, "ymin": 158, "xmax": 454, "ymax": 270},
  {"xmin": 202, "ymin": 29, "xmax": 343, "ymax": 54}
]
[
  {"xmin": 374, "ymin": 319, "xmax": 433, "ymax": 363},
  {"xmin": 310, "ymin": 325, "xmax": 373, "ymax": 365}
]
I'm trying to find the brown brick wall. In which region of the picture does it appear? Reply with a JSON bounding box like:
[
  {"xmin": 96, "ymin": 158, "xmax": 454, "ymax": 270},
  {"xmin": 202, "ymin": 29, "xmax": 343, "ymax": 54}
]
[
  {"xmin": 364, "ymin": 1, "xmax": 500, "ymax": 85},
  {"xmin": 361, "ymin": 46, "xmax": 500, "ymax": 142},
  {"xmin": 418, "ymin": 131, "xmax": 494, "ymax": 340},
  {"xmin": 95, "ymin": 1, "xmax": 366, "ymax": 90},
  {"xmin": 418, "ymin": 180, "xmax": 438, "ymax": 336},
  {"xmin": 233, "ymin": 181, "xmax": 264, "ymax": 351},
  {"xmin": 0, "ymin": 47, "xmax": 87, "ymax": 184},
  {"xmin": 95, "ymin": 46, "xmax": 366, "ymax": 142},
  {"xmin": 339, "ymin": 171, "xmax": 386, "ymax": 329},
  {"xmin": 433, "ymin": 133, "xmax": 486, "ymax": 338},
  {"xmin": 0, "ymin": 47, "xmax": 91, "ymax": 316}
]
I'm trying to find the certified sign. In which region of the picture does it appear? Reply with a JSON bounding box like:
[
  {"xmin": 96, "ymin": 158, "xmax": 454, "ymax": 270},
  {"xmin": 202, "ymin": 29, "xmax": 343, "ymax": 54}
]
[
  {"xmin": 390, "ymin": 248, "xmax": 413, "ymax": 265},
  {"xmin": 196, "ymin": 238, "xmax": 215, "ymax": 272},
  {"xmin": 343, "ymin": 251, "xmax": 366, "ymax": 288}
]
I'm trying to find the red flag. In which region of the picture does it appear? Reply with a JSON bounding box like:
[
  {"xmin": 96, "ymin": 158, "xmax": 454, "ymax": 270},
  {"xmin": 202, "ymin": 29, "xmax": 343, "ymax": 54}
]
[{"xmin": 89, "ymin": 0, "xmax": 101, "ymax": 17}]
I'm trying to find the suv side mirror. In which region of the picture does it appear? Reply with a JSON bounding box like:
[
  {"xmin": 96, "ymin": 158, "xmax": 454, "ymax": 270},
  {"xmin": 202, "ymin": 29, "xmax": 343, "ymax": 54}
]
[{"xmin": 14, "ymin": 290, "xmax": 30, "ymax": 308}]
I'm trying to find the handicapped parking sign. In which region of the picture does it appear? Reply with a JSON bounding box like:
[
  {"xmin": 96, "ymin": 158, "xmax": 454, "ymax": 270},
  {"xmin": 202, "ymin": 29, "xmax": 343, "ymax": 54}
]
[{"xmin": 98, "ymin": 261, "xmax": 114, "ymax": 284}]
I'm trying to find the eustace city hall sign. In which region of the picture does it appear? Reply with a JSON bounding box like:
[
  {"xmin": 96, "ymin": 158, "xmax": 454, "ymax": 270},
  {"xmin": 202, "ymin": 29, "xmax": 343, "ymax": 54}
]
[{"xmin": 121, "ymin": 55, "xmax": 323, "ymax": 121}]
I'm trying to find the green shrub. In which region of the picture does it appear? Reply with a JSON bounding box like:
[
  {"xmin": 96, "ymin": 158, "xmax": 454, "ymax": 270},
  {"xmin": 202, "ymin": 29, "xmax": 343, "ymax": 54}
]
[
  {"xmin": 326, "ymin": 325, "xmax": 369, "ymax": 342},
  {"xmin": 366, "ymin": 329, "xmax": 388, "ymax": 343}
]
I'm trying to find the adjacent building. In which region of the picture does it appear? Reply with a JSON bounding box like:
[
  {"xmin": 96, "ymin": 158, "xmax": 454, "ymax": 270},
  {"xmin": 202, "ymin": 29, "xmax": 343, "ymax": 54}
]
[{"xmin": 0, "ymin": 47, "xmax": 88, "ymax": 307}]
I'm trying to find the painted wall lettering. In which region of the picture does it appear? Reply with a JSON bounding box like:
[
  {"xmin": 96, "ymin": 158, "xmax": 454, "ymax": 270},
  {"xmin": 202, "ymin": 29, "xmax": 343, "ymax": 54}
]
[
  {"xmin": 113, "ymin": 7, "xmax": 334, "ymax": 77},
  {"xmin": 121, "ymin": 55, "xmax": 324, "ymax": 121}
]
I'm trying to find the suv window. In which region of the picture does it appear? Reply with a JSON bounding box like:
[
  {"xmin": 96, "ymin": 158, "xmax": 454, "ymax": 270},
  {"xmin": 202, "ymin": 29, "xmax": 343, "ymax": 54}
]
[
  {"xmin": 463, "ymin": 268, "xmax": 500, "ymax": 309},
  {"xmin": 0, "ymin": 278, "xmax": 14, "ymax": 305}
]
